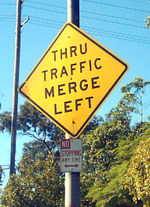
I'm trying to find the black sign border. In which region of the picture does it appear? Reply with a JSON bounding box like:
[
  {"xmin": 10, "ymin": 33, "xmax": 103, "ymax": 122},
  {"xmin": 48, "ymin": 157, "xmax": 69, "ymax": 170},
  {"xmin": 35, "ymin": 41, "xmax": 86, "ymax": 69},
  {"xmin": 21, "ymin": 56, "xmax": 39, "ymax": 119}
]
[{"xmin": 19, "ymin": 22, "xmax": 129, "ymax": 138}]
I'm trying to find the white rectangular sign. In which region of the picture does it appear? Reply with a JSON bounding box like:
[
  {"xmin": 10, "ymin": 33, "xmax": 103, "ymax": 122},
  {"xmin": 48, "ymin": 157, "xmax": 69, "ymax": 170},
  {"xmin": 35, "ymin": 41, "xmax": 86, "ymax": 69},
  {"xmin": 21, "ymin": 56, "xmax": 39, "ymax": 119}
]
[{"xmin": 60, "ymin": 139, "xmax": 82, "ymax": 172}]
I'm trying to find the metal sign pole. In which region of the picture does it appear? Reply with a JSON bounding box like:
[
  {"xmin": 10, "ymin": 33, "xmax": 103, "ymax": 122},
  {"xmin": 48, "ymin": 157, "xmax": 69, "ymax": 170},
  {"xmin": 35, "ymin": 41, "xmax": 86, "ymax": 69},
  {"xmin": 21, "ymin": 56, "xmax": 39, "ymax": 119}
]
[
  {"xmin": 65, "ymin": 0, "xmax": 85, "ymax": 197},
  {"xmin": 65, "ymin": 2, "xmax": 80, "ymax": 206},
  {"xmin": 68, "ymin": 0, "xmax": 80, "ymax": 27},
  {"xmin": 65, "ymin": 135, "xmax": 80, "ymax": 207}
]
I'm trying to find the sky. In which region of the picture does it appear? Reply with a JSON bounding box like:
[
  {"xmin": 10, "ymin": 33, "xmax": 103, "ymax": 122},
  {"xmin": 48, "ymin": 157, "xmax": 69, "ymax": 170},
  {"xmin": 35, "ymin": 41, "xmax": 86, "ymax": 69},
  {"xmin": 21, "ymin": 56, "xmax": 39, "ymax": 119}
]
[{"xmin": 0, "ymin": 0, "xmax": 150, "ymax": 187}]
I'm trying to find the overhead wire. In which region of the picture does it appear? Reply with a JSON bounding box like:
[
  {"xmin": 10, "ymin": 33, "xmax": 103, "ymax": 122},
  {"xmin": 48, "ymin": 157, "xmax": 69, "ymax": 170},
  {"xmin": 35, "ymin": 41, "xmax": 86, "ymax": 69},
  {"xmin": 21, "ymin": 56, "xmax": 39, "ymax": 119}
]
[
  {"xmin": 23, "ymin": 0, "xmax": 147, "ymax": 23},
  {"xmin": 82, "ymin": 0, "xmax": 150, "ymax": 14},
  {"xmin": 1, "ymin": 0, "xmax": 149, "ymax": 14},
  {"xmin": 24, "ymin": 0, "xmax": 147, "ymax": 26},
  {"xmin": 28, "ymin": 18, "xmax": 150, "ymax": 45},
  {"xmin": 26, "ymin": 0, "xmax": 149, "ymax": 11},
  {"xmin": 83, "ymin": 25, "xmax": 149, "ymax": 41},
  {"xmin": 23, "ymin": 0, "xmax": 150, "ymax": 44},
  {"xmin": 126, "ymin": 0, "xmax": 149, "ymax": 3},
  {"xmin": 0, "ymin": 2, "xmax": 15, "ymax": 6},
  {"xmin": 23, "ymin": 4, "xmax": 145, "ymax": 29},
  {"xmin": 26, "ymin": 0, "xmax": 66, "ymax": 10},
  {"xmin": 0, "ymin": 15, "xmax": 28, "ymax": 23},
  {"xmin": 29, "ymin": 20, "xmax": 62, "ymax": 30},
  {"xmin": 82, "ymin": 15, "xmax": 145, "ymax": 29},
  {"xmin": 84, "ymin": 27, "xmax": 150, "ymax": 44},
  {"xmin": 1, "ymin": 0, "xmax": 146, "ymax": 26},
  {"xmin": 82, "ymin": 10, "xmax": 144, "ymax": 24},
  {"xmin": 22, "ymin": 0, "xmax": 150, "ymax": 45},
  {"xmin": 0, "ymin": 0, "xmax": 149, "ymax": 44},
  {"xmin": 29, "ymin": 15, "xmax": 148, "ymax": 39},
  {"xmin": 24, "ymin": 4, "xmax": 66, "ymax": 15}
]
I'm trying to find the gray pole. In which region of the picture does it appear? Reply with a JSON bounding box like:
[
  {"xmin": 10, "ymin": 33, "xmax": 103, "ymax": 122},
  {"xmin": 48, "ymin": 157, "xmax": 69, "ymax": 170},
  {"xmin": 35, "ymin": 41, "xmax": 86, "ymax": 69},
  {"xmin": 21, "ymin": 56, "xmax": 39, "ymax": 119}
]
[
  {"xmin": 65, "ymin": 135, "xmax": 80, "ymax": 207},
  {"xmin": 10, "ymin": 0, "xmax": 22, "ymax": 175},
  {"xmin": 68, "ymin": 0, "xmax": 80, "ymax": 26},
  {"xmin": 65, "ymin": 1, "xmax": 80, "ymax": 206}
]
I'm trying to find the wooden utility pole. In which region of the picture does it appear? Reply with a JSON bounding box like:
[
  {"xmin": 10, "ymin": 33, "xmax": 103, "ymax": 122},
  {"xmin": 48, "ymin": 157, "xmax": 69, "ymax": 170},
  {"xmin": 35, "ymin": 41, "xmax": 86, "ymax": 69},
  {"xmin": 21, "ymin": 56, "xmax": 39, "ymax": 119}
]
[
  {"xmin": 10, "ymin": 0, "xmax": 22, "ymax": 175},
  {"xmin": 65, "ymin": 1, "xmax": 80, "ymax": 206}
]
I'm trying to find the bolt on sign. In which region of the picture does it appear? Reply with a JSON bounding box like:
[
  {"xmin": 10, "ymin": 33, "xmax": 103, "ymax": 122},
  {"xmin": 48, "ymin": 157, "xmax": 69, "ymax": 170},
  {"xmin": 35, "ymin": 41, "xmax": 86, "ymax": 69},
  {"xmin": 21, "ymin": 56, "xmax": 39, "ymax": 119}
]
[
  {"xmin": 60, "ymin": 139, "xmax": 82, "ymax": 172},
  {"xmin": 19, "ymin": 22, "xmax": 129, "ymax": 138}
]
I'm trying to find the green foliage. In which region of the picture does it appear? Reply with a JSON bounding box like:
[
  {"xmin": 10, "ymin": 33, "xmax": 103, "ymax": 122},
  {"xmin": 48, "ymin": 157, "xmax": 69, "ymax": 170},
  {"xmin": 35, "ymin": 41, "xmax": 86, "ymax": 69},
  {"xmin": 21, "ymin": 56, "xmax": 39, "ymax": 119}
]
[
  {"xmin": 120, "ymin": 77, "xmax": 150, "ymax": 93},
  {"xmin": 0, "ymin": 112, "xmax": 11, "ymax": 133},
  {"xmin": 123, "ymin": 130, "xmax": 150, "ymax": 206},
  {"xmin": 83, "ymin": 116, "xmax": 104, "ymax": 134},
  {"xmin": 0, "ymin": 77, "xmax": 150, "ymax": 206},
  {"xmin": 18, "ymin": 102, "xmax": 64, "ymax": 138},
  {"xmin": 0, "ymin": 101, "xmax": 64, "ymax": 141},
  {"xmin": 80, "ymin": 76, "xmax": 150, "ymax": 207},
  {"xmin": 120, "ymin": 77, "xmax": 150, "ymax": 123},
  {"xmin": 1, "ymin": 153, "xmax": 64, "ymax": 207},
  {"xmin": 81, "ymin": 121, "xmax": 145, "ymax": 207}
]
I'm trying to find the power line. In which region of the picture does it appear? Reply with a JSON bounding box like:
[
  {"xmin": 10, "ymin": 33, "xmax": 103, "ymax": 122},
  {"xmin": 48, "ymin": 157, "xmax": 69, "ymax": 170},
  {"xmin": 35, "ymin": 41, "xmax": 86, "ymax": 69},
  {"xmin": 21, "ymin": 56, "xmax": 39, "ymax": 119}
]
[
  {"xmin": 82, "ymin": 10, "xmax": 143, "ymax": 24},
  {"xmin": 30, "ymin": 11, "xmax": 143, "ymax": 24},
  {"xmin": 23, "ymin": 1, "xmax": 145, "ymax": 24},
  {"xmin": 85, "ymin": 28, "xmax": 150, "ymax": 45},
  {"xmin": 126, "ymin": 0, "xmax": 149, "ymax": 3},
  {"xmin": 83, "ymin": 25, "xmax": 150, "ymax": 41},
  {"xmin": 26, "ymin": 0, "xmax": 149, "ymax": 10},
  {"xmin": 23, "ymin": 3, "xmax": 147, "ymax": 32},
  {"xmin": 0, "ymin": 13, "xmax": 144, "ymax": 29},
  {"xmin": 0, "ymin": 2, "xmax": 15, "ymax": 5},
  {"xmin": 29, "ymin": 20, "xmax": 61, "ymax": 29},
  {"xmin": 0, "ymin": 15, "xmax": 27, "ymax": 23},
  {"xmin": 83, "ymin": 26, "xmax": 150, "ymax": 44},
  {"xmin": 27, "ymin": 0, "xmax": 66, "ymax": 10},
  {"xmin": 82, "ymin": 0, "xmax": 150, "ymax": 14},
  {"xmin": 0, "ymin": 17, "xmax": 15, "ymax": 20},
  {"xmin": 31, "ymin": 16, "xmax": 63, "ymax": 25},
  {"xmin": 1, "ymin": 0, "xmax": 148, "ymax": 32},
  {"xmin": 23, "ymin": 4, "xmax": 145, "ymax": 29},
  {"xmin": 29, "ymin": 15, "xmax": 148, "ymax": 37},
  {"xmin": 0, "ymin": 2, "xmax": 149, "ymax": 44},
  {"xmin": 28, "ymin": 15, "xmax": 150, "ymax": 41},
  {"xmin": 0, "ymin": 19, "xmax": 15, "ymax": 22},
  {"xmin": 24, "ymin": 4, "xmax": 66, "ymax": 15},
  {"xmin": 1, "ymin": 0, "xmax": 149, "ymax": 15},
  {"xmin": 23, "ymin": 1, "xmax": 147, "ymax": 21},
  {"xmin": 0, "ymin": 14, "xmax": 16, "ymax": 16},
  {"xmin": 82, "ymin": 15, "xmax": 145, "ymax": 29},
  {"xmin": 0, "ymin": 14, "xmax": 27, "ymax": 18},
  {"xmin": 28, "ymin": 20, "xmax": 150, "ymax": 45}
]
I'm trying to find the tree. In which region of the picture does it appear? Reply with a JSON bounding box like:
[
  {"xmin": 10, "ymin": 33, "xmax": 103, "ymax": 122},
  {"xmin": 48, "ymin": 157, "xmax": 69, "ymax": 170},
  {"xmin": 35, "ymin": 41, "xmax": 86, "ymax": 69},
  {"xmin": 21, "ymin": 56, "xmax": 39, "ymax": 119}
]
[
  {"xmin": 0, "ymin": 111, "xmax": 11, "ymax": 133},
  {"xmin": 120, "ymin": 77, "xmax": 150, "ymax": 123},
  {"xmin": 1, "ymin": 146, "xmax": 64, "ymax": 207},
  {"xmin": 80, "ymin": 77, "xmax": 150, "ymax": 207},
  {"xmin": 81, "ymin": 121, "xmax": 144, "ymax": 207},
  {"xmin": 0, "ymin": 101, "xmax": 65, "ymax": 206},
  {"xmin": 123, "ymin": 124, "xmax": 150, "ymax": 207},
  {"xmin": 82, "ymin": 122, "xmax": 149, "ymax": 207},
  {"xmin": 0, "ymin": 78, "xmax": 149, "ymax": 206},
  {"xmin": 0, "ymin": 101, "xmax": 64, "ymax": 159}
]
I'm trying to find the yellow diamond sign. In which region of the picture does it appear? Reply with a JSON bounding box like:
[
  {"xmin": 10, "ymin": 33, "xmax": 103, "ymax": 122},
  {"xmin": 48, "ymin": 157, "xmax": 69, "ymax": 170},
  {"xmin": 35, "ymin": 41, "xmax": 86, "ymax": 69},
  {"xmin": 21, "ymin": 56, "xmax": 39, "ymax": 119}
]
[{"xmin": 19, "ymin": 22, "xmax": 129, "ymax": 138}]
